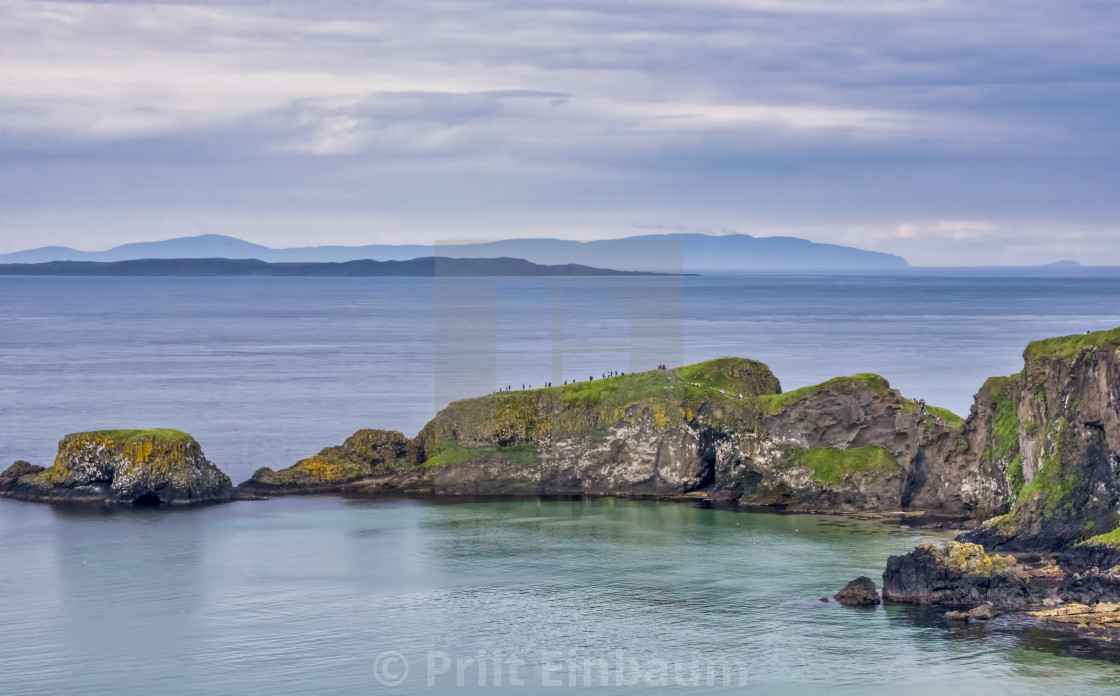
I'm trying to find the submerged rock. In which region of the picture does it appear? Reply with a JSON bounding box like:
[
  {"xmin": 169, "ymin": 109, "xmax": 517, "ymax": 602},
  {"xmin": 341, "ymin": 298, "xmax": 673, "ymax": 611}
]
[
  {"xmin": 945, "ymin": 603, "xmax": 997, "ymax": 622},
  {"xmin": 0, "ymin": 430, "xmax": 232, "ymax": 505},
  {"xmin": 882, "ymin": 541, "xmax": 1031, "ymax": 609},
  {"xmin": 834, "ymin": 577, "xmax": 881, "ymax": 606},
  {"xmin": 967, "ymin": 602, "xmax": 997, "ymax": 620}
]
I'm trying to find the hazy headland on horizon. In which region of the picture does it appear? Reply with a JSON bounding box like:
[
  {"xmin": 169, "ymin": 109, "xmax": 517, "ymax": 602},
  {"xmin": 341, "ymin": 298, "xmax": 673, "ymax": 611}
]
[{"xmin": 4, "ymin": 232, "xmax": 1109, "ymax": 275}]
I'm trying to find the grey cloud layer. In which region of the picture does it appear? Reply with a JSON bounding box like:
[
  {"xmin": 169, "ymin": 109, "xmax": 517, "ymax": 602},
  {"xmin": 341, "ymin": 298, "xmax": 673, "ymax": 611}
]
[{"xmin": 1, "ymin": 0, "xmax": 1118, "ymax": 263}]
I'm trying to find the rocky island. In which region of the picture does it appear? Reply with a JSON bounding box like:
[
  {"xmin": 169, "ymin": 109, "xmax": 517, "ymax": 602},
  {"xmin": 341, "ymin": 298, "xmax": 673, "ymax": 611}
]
[
  {"xmin": 4, "ymin": 327, "xmax": 1120, "ymax": 630},
  {"xmin": 0, "ymin": 429, "xmax": 233, "ymax": 505}
]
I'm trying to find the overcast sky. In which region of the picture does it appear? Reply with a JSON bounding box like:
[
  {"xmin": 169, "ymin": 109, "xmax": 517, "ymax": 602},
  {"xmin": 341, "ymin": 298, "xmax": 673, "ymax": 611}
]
[{"xmin": 1, "ymin": 0, "xmax": 1118, "ymax": 265}]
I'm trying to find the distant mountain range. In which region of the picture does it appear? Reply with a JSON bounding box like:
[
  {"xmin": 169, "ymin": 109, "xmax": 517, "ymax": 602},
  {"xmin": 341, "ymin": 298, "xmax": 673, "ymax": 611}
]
[
  {"xmin": 0, "ymin": 257, "xmax": 668, "ymax": 277},
  {"xmin": 0, "ymin": 233, "xmax": 910, "ymax": 272}
]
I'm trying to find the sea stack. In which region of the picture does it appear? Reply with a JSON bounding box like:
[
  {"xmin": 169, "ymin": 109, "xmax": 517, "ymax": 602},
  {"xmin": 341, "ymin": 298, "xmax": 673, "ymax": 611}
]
[{"xmin": 0, "ymin": 429, "xmax": 233, "ymax": 505}]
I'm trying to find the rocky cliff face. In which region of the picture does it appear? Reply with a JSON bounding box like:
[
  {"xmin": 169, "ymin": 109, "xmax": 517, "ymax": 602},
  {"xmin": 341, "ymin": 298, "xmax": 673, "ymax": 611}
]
[
  {"xmin": 712, "ymin": 375, "xmax": 940, "ymax": 511},
  {"xmin": 241, "ymin": 358, "xmax": 964, "ymax": 511},
  {"xmin": 907, "ymin": 376, "xmax": 1021, "ymax": 519},
  {"xmin": 960, "ymin": 329, "xmax": 1120, "ymax": 551},
  {"xmin": 0, "ymin": 429, "xmax": 233, "ymax": 505}
]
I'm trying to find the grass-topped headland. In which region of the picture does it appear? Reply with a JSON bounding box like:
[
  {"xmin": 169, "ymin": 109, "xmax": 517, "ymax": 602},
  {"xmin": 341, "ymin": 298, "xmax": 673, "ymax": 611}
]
[
  {"xmin": 674, "ymin": 357, "xmax": 781, "ymax": 397},
  {"xmin": 1024, "ymin": 327, "xmax": 1120, "ymax": 362},
  {"xmin": 421, "ymin": 358, "xmax": 779, "ymax": 449}
]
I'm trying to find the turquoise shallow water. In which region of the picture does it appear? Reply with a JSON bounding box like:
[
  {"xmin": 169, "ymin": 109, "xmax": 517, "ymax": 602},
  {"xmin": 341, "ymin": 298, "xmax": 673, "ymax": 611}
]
[{"xmin": 2, "ymin": 496, "xmax": 1120, "ymax": 695}]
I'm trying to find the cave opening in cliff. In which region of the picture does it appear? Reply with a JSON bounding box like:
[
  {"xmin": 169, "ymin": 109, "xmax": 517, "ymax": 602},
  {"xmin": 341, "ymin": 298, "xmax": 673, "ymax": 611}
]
[{"xmin": 132, "ymin": 494, "xmax": 164, "ymax": 507}]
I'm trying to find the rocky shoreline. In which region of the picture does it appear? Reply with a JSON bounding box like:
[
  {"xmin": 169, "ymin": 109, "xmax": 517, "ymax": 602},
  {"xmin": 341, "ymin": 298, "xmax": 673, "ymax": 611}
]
[{"xmin": 4, "ymin": 327, "xmax": 1120, "ymax": 638}]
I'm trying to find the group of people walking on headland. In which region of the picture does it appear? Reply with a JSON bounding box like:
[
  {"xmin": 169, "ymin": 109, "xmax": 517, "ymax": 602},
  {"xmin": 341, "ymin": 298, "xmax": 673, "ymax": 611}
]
[{"xmin": 494, "ymin": 369, "xmax": 633, "ymax": 393}]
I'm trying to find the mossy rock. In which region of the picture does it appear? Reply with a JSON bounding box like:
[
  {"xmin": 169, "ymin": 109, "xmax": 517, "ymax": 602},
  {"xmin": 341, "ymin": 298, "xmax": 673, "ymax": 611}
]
[
  {"xmin": 757, "ymin": 374, "xmax": 891, "ymax": 416},
  {"xmin": 422, "ymin": 442, "xmax": 541, "ymax": 469},
  {"xmin": 250, "ymin": 452, "xmax": 368, "ymax": 487},
  {"xmin": 1084, "ymin": 526, "xmax": 1120, "ymax": 550},
  {"xmin": 20, "ymin": 429, "xmax": 231, "ymax": 504},
  {"xmin": 982, "ymin": 375, "xmax": 1022, "ymax": 462},
  {"xmin": 943, "ymin": 541, "xmax": 1021, "ymax": 578},
  {"xmin": 341, "ymin": 429, "xmax": 413, "ymax": 467},
  {"xmin": 246, "ymin": 429, "xmax": 417, "ymax": 490},
  {"xmin": 789, "ymin": 445, "xmax": 900, "ymax": 486}
]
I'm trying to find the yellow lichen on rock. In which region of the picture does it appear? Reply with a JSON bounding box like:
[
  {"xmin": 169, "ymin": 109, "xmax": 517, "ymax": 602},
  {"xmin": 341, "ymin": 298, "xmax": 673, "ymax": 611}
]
[
  {"xmin": 8, "ymin": 429, "xmax": 232, "ymax": 504},
  {"xmin": 944, "ymin": 541, "xmax": 1022, "ymax": 578}
]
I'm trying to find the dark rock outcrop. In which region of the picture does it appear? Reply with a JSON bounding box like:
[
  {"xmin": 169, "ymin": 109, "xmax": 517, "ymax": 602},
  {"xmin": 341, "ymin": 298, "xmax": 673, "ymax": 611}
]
[
  {"xmin": 0, "ymin": 430, "xmax": 232, "ymax": 505},
  {"xmin": 0, "ymin": 461, "xmax": 44, "ymax": 494},
  {"xmin": 882, "ymin": 541, "xmax": 1031, "ymax": 609},
  {"xmin": 907, "ymin": 376, "xmax": 1021, "ymax": 520},
  {"xmin": 1054, "ymin": 541, "xmax": 1120, "ymax": 604},
  {"xmin": 1058, "ymin": 543, "xmax": 1120, "ymax": 575},
  {"xmin": 834, "ymin": 577, "xmax": 881, "ymax": 606},
  {"xmin": 1059, "ymin": 568, "xmax": 1120, "ymax": 605}
]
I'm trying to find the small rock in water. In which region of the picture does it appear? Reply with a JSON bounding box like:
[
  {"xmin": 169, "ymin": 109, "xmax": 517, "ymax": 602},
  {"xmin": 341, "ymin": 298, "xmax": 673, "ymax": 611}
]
[
  {"xmin": 945, "ymin": 611, "xmax": 970, "ymax": 622},
  {"xmin": 820, "ymin": 597, "xmax": 830, "ymax": 603},
  {"xmin": 1043, "ymin": 596, "xmax": 1066, "ymax": 608},
  {"xmin": 834, "ymin": 577, "xmax": 881, "ymax": 607},
  {"xmin": 967, "ymin": 602, "xmax": 997, "ymax": 621}
]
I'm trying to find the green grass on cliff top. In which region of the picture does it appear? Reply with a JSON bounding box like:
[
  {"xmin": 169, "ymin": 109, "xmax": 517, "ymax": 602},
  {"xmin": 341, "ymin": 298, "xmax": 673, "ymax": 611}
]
[
  {"xmin": 69, "ymin": 429, "xmax": 194, "ymax": 444},
  {"xmin": 675, "ymin": 357, "xmax": 780, "ymax": 397},
  {"xmin": 795, "ymin": 445, "xmax": 900, "ymax": 486},
  {"xmin": 559, "ymin": 369, "xmax": 709, "ymax": 409},
  {"xmin": 465, "ymin": 360, "xmax": 958, "ymax": 430},
  {"xmin": 1024, "ymin": 327, "xmax": 1120, "ymax": 361}
]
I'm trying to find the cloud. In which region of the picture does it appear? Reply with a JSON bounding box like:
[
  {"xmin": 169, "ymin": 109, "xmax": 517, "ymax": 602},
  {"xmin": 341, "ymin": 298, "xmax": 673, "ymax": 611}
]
[{"xmin": 1, "ymin": 0, "xmax": 1119, "ymax": 264}]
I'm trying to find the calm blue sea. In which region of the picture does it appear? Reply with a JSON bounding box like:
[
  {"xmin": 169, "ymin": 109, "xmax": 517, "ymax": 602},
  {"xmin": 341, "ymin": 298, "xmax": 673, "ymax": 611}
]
[{"xmin": 3, "ymin": 273, "xmax": 1120, "ymax": 694}]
